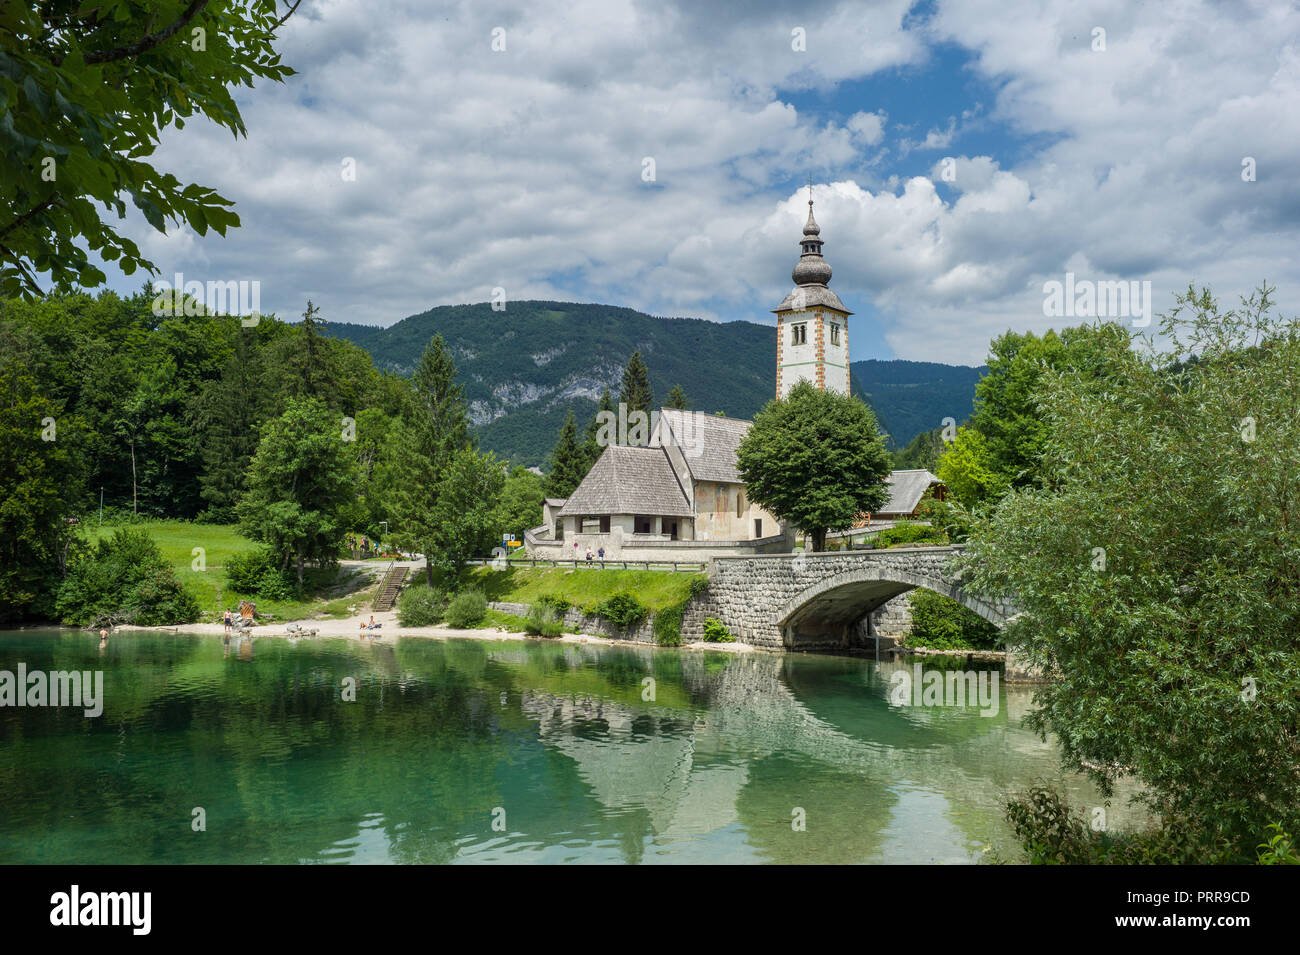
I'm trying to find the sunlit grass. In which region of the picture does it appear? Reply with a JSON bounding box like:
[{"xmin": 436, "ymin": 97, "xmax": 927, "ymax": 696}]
[
  {"xmin": 466, "ymin": 566, "xmax": 705, "ymax": 614},
  {"xmin": 86, "ymin": 521, "xmax": 375, "ymax": 621}
]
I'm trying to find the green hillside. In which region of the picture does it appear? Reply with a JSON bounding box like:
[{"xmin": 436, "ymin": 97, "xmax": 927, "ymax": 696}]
[{"xmin": 322, "ymin": 301, "xmax": 983, "ymax": 466}]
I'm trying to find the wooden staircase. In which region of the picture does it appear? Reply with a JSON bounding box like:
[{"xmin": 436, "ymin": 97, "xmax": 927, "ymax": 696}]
[{"xmin": 372, "ymin": 565, "xmax": 409, "ymax": 612}]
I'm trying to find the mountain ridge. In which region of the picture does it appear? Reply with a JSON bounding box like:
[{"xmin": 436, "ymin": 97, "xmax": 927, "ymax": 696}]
[{"xmin": 321, "ymin": 301, "xmax": 984, "ymax": 466}]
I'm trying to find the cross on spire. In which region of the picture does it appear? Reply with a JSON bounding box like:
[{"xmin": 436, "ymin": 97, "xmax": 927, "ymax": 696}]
[{"xmin": 808, "ymin": 173, "xmax": 814, "ymax": 206}]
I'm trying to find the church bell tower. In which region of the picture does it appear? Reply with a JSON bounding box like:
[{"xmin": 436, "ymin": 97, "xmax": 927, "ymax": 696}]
[{"xmin": 772, "ymin": 185, "xmax": 851, "ymax": 398}]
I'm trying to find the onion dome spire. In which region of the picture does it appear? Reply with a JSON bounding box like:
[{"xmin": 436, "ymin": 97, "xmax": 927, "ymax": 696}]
[{"xmin": 792, "ymin": 184, "xmax": 832, "ymax": 286}]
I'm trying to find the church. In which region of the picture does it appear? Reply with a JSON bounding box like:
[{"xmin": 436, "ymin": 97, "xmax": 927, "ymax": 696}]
[{"xmin": 525, "ymin": 193, "xmax": 941, "ymax": 561}]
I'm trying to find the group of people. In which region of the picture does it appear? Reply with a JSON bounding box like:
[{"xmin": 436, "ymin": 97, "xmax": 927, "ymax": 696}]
[
  {"xmin": 346, "ymin": 533, "xmax": 383, "ymax": 558},
  {"xmin": 572, "ymin": 541, "xmax": 606, "ymax": 562}
]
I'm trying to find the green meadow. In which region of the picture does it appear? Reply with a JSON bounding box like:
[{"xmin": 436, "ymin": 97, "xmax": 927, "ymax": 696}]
[{"xmin": 85, "ymin": 521, "xmax": 375, "ymax": 622}]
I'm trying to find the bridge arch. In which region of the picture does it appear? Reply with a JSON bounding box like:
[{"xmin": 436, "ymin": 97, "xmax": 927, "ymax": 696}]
[{"xmin": 774, "ymin": 565, "xmax": 1008, "ymax": 647}]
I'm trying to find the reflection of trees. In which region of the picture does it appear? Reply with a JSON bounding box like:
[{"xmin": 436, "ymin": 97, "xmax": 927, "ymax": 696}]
[
  {"xmin": 735, "ymin": 754, "xmax": 896, "ymax": 864},
  {"xmin": 0, "ymin": 633, "xmax": 513, "ymax": 863},
  {"xmin": 0, "ymin": 631, "xmax": 1145, "ymax": 864}
]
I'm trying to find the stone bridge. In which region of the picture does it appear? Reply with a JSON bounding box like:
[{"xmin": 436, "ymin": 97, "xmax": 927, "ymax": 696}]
[{"xmin": 684, "ymin": 546, "xmax": 1015, "ymax": 651}]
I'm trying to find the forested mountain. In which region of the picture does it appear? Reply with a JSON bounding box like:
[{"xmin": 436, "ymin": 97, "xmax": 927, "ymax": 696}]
[{"xmin": 323, "ymin": 300, "xmax": 984, "ymax": 465}]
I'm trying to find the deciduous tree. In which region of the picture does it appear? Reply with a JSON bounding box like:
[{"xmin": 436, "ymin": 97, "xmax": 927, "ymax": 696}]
[
  {"xmin": 1, "ymin": 1, "xmax": 300, "ymax": 297},
  {"xmin": 736, "ymin": 381, "xmax": 892, "ymax": 551},
  {"xmin": 965, "ymin": 284, "xmax": 1300, "ymax": 854}
]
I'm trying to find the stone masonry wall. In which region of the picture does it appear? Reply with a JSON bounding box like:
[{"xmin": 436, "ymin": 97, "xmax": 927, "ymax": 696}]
[
  {"xmin": 869, "ymin": 594, "xmax": 913, "ymax": 638},
  {"xmin": 488, "ymin": 601, "xmax": 657, "ymax": 643}
]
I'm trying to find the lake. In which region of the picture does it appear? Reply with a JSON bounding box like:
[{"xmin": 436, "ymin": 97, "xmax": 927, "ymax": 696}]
[{"xmin": 0, "ymin": 629, "xmax": 1135, "ymax": 864}]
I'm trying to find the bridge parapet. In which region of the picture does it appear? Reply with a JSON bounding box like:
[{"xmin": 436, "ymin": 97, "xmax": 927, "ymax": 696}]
[{"xmin": 685, "ymin": 547, "xmax": 1012, "ymax": 650}]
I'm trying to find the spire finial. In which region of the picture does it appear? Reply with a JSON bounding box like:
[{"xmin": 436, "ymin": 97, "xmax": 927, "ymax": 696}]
[{"xmin": 808, "ymin": 173, "xmax": 814, "ymax": 207}]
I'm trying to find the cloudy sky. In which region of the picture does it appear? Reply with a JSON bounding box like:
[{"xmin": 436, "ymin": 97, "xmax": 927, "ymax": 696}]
[{"xmin": 106, "ymin": 0, "xmax": 1300, "ymax": 364}]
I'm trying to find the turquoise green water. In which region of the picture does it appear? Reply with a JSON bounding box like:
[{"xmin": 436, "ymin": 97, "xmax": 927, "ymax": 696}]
[{"xmin": 0, "ymin": 630, "xmax": 1135, "ymax": 864}]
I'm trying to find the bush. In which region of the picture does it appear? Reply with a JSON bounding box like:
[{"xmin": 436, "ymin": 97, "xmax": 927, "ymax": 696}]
[
  {"xmin": 653, "ymin": 606, "xmax": 684, "ymax": 646},
  {"xmin": 523, "ymin": 603, "xmax": 564, "ymax": 637},
  {"xmin": 225, "ymin": 547, "xmax": 294, "ymax": 597},
  {"xmin": 655, "ymin": 576, "xmax": 708, "ymax": 646},
  {"xmin": 396, "ymin": 583, "xmax": 446, "ymax": 627},
  {"xmin": 445, "ymin": 589, "xmax": 488, "ymax": 628},
  {"xmin": 1005, "ymin": 787, "xmax": 1239, "ymax": 864},
  {"xmin": 702, "ymin": 617, "xmax": 734, "ymax": 643},
  {"xmin": 1258, "ymin": 824, "xmax": 1300, "ymax": 865},
  {"xmin": 906, "ymin": 589, "xmax": 1000, "ymax": 650},
  {"xmin": 594, "ymin": 591, "xmax": 647, "ymax": 629},
  {"xmin": 872, "ymin": 520, "xmax": 947, "ymax": 549},
  {"xmin": 56, "ymin": 528, "xmax": 199, "ymax": 626},
  {"xmin": 536, "ymin": 594, "xmax": 572, "ymax": 615},
  {"xmin": 254, "ymin": 567, "xmax": 293, "ymax": 600},
  {"xmin": 914, "ymin": 498, "xmax": 972, "ymax": 543}
]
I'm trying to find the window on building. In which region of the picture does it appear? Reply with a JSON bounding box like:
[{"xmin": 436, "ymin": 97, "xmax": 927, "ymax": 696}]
[
  {"xmin": 830, "ymin": 323, "xmax": 840, "ymax": 346},
  {"xmin": 736, "ymin": 489, "xmax": 744, "ymax": 518},
  {"xmin": 754, "ymin": 519, "xmax": 763, "ymax": 538},
  {"xmin": 791, "ymin": 323, "xmax": 807, "ymax": 346}
]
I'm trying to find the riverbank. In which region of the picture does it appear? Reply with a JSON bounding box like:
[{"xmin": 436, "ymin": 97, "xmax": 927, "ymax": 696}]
[{"xmin": 107, "ymin": 610, "xmax": 760, "ymax": 655}]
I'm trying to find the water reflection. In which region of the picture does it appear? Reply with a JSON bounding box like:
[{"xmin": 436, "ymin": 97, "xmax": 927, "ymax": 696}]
[{"xmin": 0, "ymin": 631, "xmax": 1140, "ymax": 864}]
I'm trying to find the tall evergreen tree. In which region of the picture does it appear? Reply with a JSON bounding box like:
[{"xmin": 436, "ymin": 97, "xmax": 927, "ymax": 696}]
[
  {"xmin": 666, "ymin": 384, "xmax": 690, "ymax": 409},
  {"xmin": 584, "ymin": 387, "xmax": 616, "ymax": 465},
  {"xmin": 384, "ymin": 335, "xmax": 475, "ymax": 584},
  {"xmin": 195, "ymin": 324, "xmax": 267, "ymax": 521},
  {"xmin": 295, "ymin": 300, "xmax": 336, "ymax": 401},
  {"xmin": 412, "ymin": 333, "xmax": 471, "ymax": 464},
  {"xmin": 619, "ymin": 350, "xmax": 654, "ymax": 413},
  {"xmin": 547, "ymin": 411, "xmax": 589, "ymax": 498}
]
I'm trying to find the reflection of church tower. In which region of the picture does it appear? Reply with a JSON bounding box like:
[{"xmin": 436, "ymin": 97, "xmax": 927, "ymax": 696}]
[{"xmin": 772, "ymin": 188, "xmax": 851, "ymax": 398}]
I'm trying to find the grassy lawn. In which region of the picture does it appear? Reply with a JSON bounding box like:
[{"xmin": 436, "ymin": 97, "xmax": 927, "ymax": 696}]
[
  {"xmin": 466, "ymin": 565, "xmax": 706, "ymax": 614},
  {"xmin": 87, "ymin": 520, "xmax": 377, "ymax": 621}
]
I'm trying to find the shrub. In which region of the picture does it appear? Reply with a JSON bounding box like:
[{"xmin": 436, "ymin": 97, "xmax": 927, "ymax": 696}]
[
  {"xmin": 445, "ymin": 589, "xmax": 488, "ymax": 628},
  {"xmin": 655, "ymin": 576, "xmax": 708, "ymax": 646},
  {"xmin": 56, "ymin": 528, "xmax": 199, "ymax": 626},
  {"xmin": 702, "ymin": 617, "xmax": 734, "ymax": 643},
  {"xmin": 226, "ymin": 547, "xmax": 294, "ymax": 597},
  {"xmin": 914, "ymin": 498, "xmax": 972, "ymax": 543},
  {"xmin": 653, "ymin": 606, "xmax": 684, "ymax": 646},
  {"xmin": 524, "ymin": 603, "xmax": 564, "ymax": 638},
  {"xmin": 594, "ymin": 591, "xmax": 647, "ymax": 629},
  {"xmin": 906, "ymin": 589, "xmax": 1000, "ymax": 650},
  {"xmin": 1005, "ymin": 786, "xmax": 1239, "ymax": 865},
  {"xmin": 536, "ymin": 594, "xmax": 572, "ymax": 615},
  {"xmin": 874, "ymin": 520, "xmax": 947, "ymax": 548},
  {"xmin": 1258, "ymin": 824, "xmax": 1300, "ymax": 865},
  {"xmin": 254, "ymin": 567, "xmax": 293, "ymax": 600},
  {"xmin": 397, "ymin": 583, "xmax": 446, "ymax": 627}
]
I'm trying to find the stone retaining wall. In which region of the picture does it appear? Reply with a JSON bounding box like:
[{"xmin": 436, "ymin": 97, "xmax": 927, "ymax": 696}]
[{"xmin": 488, "ymin": 601, "xmax": 657, "ymax": 643}]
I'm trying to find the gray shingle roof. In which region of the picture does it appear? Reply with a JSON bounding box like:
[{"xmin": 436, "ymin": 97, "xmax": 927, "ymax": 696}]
[
  {"xmin": 558, "ymin": 445, "xmax": 692, "ymax": 518},
  {"xmin": 655, "ymin": 409, "xmax": 752, "ymax": 484},
  {"xmin": 772, "ymin": 285, "xmax": 852, "ymax": 314},
  {"xmin": 880, "ymin": 469, "xmax": 941, "ymax": 515}
]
